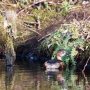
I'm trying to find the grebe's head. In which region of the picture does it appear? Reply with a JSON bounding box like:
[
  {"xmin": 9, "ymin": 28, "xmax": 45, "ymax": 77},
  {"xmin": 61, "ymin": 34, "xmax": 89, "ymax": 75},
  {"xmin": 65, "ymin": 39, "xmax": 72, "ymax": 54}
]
[{"xmin": 56, "ymin": 49, "xmax": 66, "ymax": 60}]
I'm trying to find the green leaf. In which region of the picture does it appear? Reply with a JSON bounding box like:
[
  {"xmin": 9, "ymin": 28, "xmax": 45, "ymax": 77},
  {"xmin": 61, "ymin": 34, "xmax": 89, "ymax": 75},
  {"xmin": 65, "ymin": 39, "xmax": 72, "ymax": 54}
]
[
  {"xmin": 71, "ymin": 48, "xmax": 78, "ymax": 57},
  {"xmin": 63, "ymin": 32, "xmax": 71, "ymax": 47}
]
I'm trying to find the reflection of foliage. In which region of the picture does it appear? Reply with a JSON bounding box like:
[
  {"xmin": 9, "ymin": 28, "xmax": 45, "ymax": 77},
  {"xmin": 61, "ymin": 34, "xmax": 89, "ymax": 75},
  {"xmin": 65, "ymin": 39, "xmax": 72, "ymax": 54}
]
[
  {"xmin": 38, "ymin": 24, "xmax": 83, "ymax": 66},
  {"xmin": 63, "ymin": 66, "xmax": 83, "ymax": 90},
  {"xmin": 48, "ymin": 66, "xmax": 81, "ymax": 90},
  {"xmin": 61, "ymin": 66, "xmax": 82, "ymax": 90}
]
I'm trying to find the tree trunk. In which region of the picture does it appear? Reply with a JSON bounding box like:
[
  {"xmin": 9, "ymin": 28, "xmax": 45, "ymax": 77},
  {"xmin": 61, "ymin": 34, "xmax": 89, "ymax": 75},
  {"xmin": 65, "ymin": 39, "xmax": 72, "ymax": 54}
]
[
  {"xmin": 3, "ymin": 10, "xmax": 17, "ymax": 66},
  {"xmin": 5, "ymin": 37, "xmax": 16, "ymax": 66}
]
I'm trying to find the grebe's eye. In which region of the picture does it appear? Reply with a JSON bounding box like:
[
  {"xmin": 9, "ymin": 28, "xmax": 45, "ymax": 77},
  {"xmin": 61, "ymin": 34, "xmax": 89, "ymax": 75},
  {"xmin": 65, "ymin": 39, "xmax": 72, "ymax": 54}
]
[{"xmin": 63, "ymin": 51, "xmax": 66, "ymax": 54}]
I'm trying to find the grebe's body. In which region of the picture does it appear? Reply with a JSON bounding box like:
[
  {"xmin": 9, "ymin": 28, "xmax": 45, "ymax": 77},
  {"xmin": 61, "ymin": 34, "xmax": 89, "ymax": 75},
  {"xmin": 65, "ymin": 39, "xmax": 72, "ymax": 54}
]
[{"xmin": 44, "ymin": 49, "xmax": 66, "ymax": 69}]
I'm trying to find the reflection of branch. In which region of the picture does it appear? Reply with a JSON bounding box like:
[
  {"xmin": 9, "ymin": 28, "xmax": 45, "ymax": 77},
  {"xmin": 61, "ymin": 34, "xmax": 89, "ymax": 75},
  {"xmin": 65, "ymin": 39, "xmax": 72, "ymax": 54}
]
[
  {"xmin": 82, "ymin": 56, "xmax": 90, "ymax": 72},
  {"xmin": 82, "ymin": 70, "xmax": 90, "ymax": 90},
  {"xmin": 82, "ymin": 71, "xmax": 88, "ymax": 85}
]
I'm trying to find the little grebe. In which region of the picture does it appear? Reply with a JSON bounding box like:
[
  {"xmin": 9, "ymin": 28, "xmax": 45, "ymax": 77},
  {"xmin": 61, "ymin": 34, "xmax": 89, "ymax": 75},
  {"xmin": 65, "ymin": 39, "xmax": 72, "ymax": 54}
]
[{"xmin": 44, "ymin": 49, "xmax": 66, "ymax": 69}]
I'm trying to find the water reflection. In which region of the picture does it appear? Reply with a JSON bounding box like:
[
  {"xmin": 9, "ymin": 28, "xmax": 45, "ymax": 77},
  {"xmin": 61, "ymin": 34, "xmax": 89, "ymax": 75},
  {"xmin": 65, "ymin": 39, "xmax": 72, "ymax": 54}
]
[
  {"xmin": 45, "ymin": 68, "xmax": 67, "ymax": 90},
  {"xmin": 5, "ymin": 66, "xmax": 14, "ymax": 90},
  {"xmin": 82, "ymin": 71, "xmax": 90, "ymax": 90},
  {"xmin": 0, "ymin": 62, "xmax": 90, "ymax": 90}
]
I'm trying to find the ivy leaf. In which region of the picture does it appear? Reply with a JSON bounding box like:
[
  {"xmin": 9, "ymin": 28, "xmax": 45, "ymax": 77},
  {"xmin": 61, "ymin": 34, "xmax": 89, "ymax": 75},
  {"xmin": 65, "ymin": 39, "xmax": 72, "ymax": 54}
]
[
  {"xmin": 71, "ymin": 48, "xmax": 78, "ymax": 57},
  {"xmin": 63, "ymin": 32, "xmax": 70, "ymax": 47},
  {"xmin": 71, "ymin": 58, "xmax": 76, "ymax": 65},
  {"xmin": 72, "ymin": 33, "xmax": 79, "ymax": 39}
]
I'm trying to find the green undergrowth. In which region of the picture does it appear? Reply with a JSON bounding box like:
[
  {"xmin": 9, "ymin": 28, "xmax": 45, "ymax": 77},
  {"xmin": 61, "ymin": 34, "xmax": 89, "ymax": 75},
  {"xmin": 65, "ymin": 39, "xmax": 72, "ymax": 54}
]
[
  {"xmin": 0, "ymin": 0, "xmax": 72, "ymax": 47},
  {"xmin": 38, "ymin": 19, "xmax": 90, "ymax": 66},
  {"xmin": 38, "ymin": 22, "xmax": 85, "ymax": 66},
  {"xmin": 0, "ymin": 0, "xmax": 90, "ymax": 64},
  {"xmin": 22, "ymin": 0, "xmax": 71, "ymax": 29}
]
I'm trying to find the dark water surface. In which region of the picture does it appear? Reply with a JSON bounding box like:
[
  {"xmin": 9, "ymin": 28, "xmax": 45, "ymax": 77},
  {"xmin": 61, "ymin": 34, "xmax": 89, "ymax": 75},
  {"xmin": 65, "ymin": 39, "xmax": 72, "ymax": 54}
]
[{"xmin": 0, "ymin": 62, "xmax": 90, "ymax": 90}]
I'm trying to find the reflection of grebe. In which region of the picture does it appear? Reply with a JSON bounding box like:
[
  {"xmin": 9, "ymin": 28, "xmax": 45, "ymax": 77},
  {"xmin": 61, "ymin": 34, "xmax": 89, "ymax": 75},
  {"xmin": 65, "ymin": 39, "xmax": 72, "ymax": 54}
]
[
  {"xmin": 45, "ymin": 69, "xmax": 67, "ymax": 90},
  {"xmin": 44, "ymin": 49, "xmax": 66, "ymax": 69},
  {"xmin": 56, "ymin": 73, "xmax": 67, "ymax": 90},
  {"xmin": 56, "ymin": 74, "xmax": 65, "ymax": 85}
]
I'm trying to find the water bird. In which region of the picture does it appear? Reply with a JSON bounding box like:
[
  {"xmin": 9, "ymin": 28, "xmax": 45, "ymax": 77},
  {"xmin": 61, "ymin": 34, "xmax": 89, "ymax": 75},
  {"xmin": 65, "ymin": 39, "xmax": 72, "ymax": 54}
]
[{"xmin": 44, "ymin": 49, "xmax": 66, "ymax": 69}]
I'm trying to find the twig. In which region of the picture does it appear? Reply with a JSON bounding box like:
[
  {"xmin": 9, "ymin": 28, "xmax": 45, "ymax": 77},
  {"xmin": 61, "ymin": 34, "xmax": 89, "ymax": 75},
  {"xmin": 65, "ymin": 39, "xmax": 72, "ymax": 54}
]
[
  {"xmin": 82, "ymin": 56, "xmax": 90, "ymax": 72},
  {"xmin": 0, "ymin": 2, "xmax": 17, "ymax": 7},
  {"xmin": 24, "ymin": 21, "xmax": 38, "ymax": 25},
  {"xmin": 83, "ymin": 10, "xmax": 85, "ymax": 20},
  {"xmin": 17, "ymin": 0, "xmax": 46, "ymax": 15},
  {"xmin": 86, "ymin": 16, "xmax": 90, "ymax": 20},
  {"xmin": 69, "ymin": 6, "xmax": 82, "ymax": 11},
  {"xmin": 18, "ymin": 22, "xmax": 41, "ymax": 36},
  {"xmin": 38, "ymin": 34, "xmax": 50, "ymax": 42}
]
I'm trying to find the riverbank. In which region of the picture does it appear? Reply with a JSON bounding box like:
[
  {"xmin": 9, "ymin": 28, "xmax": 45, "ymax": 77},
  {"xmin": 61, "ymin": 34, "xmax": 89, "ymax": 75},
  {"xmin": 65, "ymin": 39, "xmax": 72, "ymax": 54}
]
[{"xmin": 0, "ymin": 1, "xmax": 90, "ymax": 69}]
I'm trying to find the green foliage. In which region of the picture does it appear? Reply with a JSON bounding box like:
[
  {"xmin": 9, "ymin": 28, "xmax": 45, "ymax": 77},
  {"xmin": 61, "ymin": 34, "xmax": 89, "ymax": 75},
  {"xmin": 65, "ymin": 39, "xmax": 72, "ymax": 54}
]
[
  {"xmin": 61, "ymin": 0, "xmax": 71, "ymax": 16},
  {"xmin": 43, "ymin": 1, "xmax": 48, "ymax": 8},
  {"xmin": 36, "ymin": 5, "xmax": 41, "ymax": 10},
  {"xmin": 19, "ymin": 0, "xmax": 27, "ymax": 8},
  {"xmin": 38, "ymin": 24, "xmax": 84, "ymax": 66},
  {"xmin": 0, "ymin": 26, "xmax": 7, "ymax": 46}
]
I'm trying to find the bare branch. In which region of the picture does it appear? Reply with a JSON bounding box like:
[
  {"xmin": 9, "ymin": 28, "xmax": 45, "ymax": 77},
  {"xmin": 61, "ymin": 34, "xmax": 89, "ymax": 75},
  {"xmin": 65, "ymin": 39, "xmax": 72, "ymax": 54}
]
[
  {"xmin": 38, "ymin": 34, "xmax": 50, "ymax": 42},
  {"xmin": 0, "ymin": 2, "xmax": 17, "ymax": 7},
  {"xmin": 17, "ymin": 0, "xmax": 46, "ymax": 15}
]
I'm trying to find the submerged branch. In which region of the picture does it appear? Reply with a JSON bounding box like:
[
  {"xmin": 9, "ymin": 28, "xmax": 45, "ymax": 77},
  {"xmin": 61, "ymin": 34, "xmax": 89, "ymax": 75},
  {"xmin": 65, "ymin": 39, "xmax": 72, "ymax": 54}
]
[
  {"xmin": 82, "ymin": 56, "xmax": 90, "ymax": 72},
  {"xmin": 82, "ymin": 71, "xmax": 89, "ymax": 86}
]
